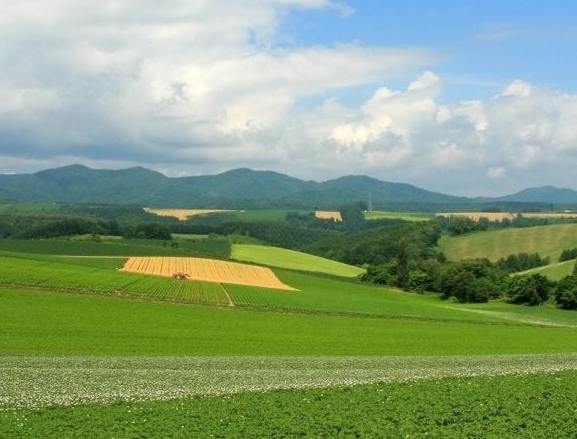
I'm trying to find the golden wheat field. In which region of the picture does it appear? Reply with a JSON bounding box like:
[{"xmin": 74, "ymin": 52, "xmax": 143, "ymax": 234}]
[
  {"xmin": 121, "ymin": 257, "xmax": 296, "ymax": 290},
  {"xmin": 315, "ymin": 211, "xmax": 343, "ymax": 221},
  {"xmin": 436, "ymin": 212, "xmax": 515, "ymax": 221},
  {"xmin": 522, "ymin": 212, "xmax": 577, "ymax": 219},
  {"xmin": 143, "ymin": 208, "xmax": 234, "ymax": 221}
]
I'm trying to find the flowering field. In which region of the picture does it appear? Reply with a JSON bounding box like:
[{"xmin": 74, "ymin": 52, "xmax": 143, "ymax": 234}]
[
  {"xmin": 2, "ymin": 353, "xmax": 577, "ymax": 410},
  {"xmin": 3, "ymin": 368, "xmax": 577, "ymax": 438}
]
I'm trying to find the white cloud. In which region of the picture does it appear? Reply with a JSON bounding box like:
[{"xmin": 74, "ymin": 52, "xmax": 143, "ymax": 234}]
[
  {"xmin": 501, "ymin": 79, "xmax": 532, "ymax": 97},
  {"xmin": 1, "ymin": 1, "xmax": 577, "ymax": 196},
  {"xmin": 487, "ymin": 167, "xmax": 506, "ymax": 179}
]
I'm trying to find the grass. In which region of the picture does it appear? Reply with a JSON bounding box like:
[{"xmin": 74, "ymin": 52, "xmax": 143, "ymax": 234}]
[
  {"xmin": 365, "ymin": 211, "xmax": 434, "ymax": 221},
  {"xmin": 227, "ymin": 270, "xmax": 507, "ymax": 323},
  {"xmin": 517, "ymin": 259, "xmax": 575, "ymax": 280},
  {"xmin": 230, "ymin": 244, "xmax": 365, "ymax": 277},
  {"xmin": 438, "ymin": 223, "xmax": 577, "ymax": 261},
  {"xmin": 2, "ymin": 233, "xmax": 577, "ymax": 437},
  {"xmin": 2, "ymin": 287, "xmax": 577, "ymax": 356},
  {"xmin": 0, "ymin": 237, "xmax": 230, "ymax": 258},
  {"xmin": 0, "ymin": 202, "xmax": 62, "ymax": 213}
]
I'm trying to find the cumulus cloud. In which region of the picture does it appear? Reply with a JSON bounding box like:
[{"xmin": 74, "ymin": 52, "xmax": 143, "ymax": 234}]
[{"xmin": 0, "ymin": 1, "xmax": 577, "ymax": 196}]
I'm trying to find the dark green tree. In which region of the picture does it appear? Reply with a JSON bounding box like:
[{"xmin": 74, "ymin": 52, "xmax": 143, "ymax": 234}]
[{"xmin": 505, "ymin": 274, "xmax": 551, "ymax": 306}]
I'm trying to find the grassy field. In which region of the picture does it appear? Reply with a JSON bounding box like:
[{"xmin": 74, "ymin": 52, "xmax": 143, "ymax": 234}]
[
  {"xmin": 2, "ymin": 287, "xmax": 577, "ymax": 357},
  {"xmin": 0, "ymin": 237, "xmax": 231, "ymax": 258},
  {"xmin": 0, "ymin": 202, "xmax": 62, "ymax": 213},
  {"xmin": 230, "ymin": 243, "xmax": 365, "ymax": 277},
  {"xmin": 365, "ymin": 211, "xmax": 434, "ymax": 221},
  {"xmin": 2, "ymin": 235, "xmax": 577, "ymax": 436},
  {"xmin": 438, "ymin": 223, "xmax": 577, "ymax": 261},
  {"xmin": 517, "ymin": 259, "xmax": 575, "ymax": 280}
]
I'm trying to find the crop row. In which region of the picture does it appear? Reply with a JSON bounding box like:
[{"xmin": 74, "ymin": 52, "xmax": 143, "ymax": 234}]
[
  {"xmin": 0, "ymin": 256, "xmax": 228, "ymax": 305},
  {"xmin": 2, "ymin": 353, "xmax": 577, "ymax": 410}
]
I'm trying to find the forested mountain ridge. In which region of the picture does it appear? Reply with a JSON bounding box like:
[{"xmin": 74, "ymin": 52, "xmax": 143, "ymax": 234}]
[{"xmin": 1, "ymin": 164, "xmax": 576, "ymax": 210}]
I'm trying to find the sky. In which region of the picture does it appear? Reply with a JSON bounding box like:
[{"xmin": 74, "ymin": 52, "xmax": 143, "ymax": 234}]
[{"xmin": 1, "ymin": 0, "xmax": 577, "ymax": 196}]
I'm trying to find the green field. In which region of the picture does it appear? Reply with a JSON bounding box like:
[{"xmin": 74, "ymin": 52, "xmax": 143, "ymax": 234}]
[
  {"xmin": 2, "ymin": 235, "xmax": 577, "ymax": 436},
  {"xmin": 0, "ymin": 237, "xmax": 231, "ymax": 258},
  {"xmin": 438, "ymin": 223, "xmax": 577, "ymax": 261},
  {"xmin": 0, "ymin": 202, "xmax": 62, "ymax": 213},
  {"xmin": 517, "ymin": 259, "xmax": 575, "ymax": 280},
  {"xmin": 365, "ymin": 210, "xmax": 434, "ymax": 221},
  {"xmin": 2, "ymin": 367, "xmax": 576, "ymax": 438},
  {"xmin": 231, "ymin": 243, "xmax": 365, "ymax": 277}
]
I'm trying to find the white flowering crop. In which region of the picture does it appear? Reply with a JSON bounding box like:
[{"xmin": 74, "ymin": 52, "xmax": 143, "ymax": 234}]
[{"xmin": 1, "ymin": 353, "xmax": 576, "ymax": 410}]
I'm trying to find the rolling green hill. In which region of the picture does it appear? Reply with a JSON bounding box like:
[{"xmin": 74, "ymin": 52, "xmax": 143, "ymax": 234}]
[
  {"xmin": 438, "ymin": 223, "xmax": 577, "ymax": 262},
  {"xmin": 230, "ymin": 244, "xmax": 365, "ymax": 277},
  {"xmin": 2, "ymin": 240, "xmax": 577, "ymax": 437}
]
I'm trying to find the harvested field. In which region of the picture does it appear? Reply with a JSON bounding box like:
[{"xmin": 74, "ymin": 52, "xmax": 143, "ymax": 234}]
[
  {"xmin": 523, "ymin": 212, "xmax": 577, "ymax": 219},
  {"xmin": 121, "ymin": 257, "xmax": 296, "ymax": 290},
  {"xmin": 144, "ymin": 208, "xmax": 234, "ymax": 221},
  {"xmin": 315, "ymin": 211, "xmax": 342, "ymax": 221},
  {"xmin": 436, "ymin": 212, "xmax": 515, "ymax": 221}
]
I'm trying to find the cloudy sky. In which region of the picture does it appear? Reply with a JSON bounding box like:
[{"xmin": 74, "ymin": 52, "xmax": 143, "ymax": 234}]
[{"xmin": 1, "ymin": 0, "xmax": 576, "ymax": 196}]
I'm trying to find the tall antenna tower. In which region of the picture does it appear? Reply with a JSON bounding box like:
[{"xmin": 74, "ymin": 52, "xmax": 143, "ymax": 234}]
[{"xmin": 368, "ymin": 191, "xmax": 373, "ymax": 212}]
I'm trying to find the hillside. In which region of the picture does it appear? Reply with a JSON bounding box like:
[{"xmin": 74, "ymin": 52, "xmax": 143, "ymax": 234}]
[
  {"xmin": 497, "ymin": 185, "xmax": 577, "ymax": 204},
  {"xmin": 2, "ymin": 164, "xmax": 576, "ymax": 210},
  {"xmin": 438, "ymin": 223, "xmax": 577, "ymax": 262}
]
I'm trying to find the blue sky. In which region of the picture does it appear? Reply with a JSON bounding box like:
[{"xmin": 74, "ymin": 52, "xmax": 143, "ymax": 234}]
[{"xmin": 0, "ymin": 0, "xmax": 576, "ymax": 196}]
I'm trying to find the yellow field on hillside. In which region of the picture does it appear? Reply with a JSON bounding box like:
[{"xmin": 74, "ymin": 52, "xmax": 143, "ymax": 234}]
[
  {"xmin": 121, "ymin": 256, "xmax": 296, "ymax": 290},
  {"xmin": 315, "ymin": 211, "xmax": 342, "ymax": 221},
  {"xmin": 523, "ymin": 212, "xmax": 577, "ymax": 219},
  {"xmin": 144, "ymin": 208, "xmax": 234, "ymax": 221},
  {"xmin": 436, "ymin": 212, "xmax": 515, "ymax": 221},
  {"xmin": 437, "ymin": 211, "xmax": 577, "ymax": 221}
]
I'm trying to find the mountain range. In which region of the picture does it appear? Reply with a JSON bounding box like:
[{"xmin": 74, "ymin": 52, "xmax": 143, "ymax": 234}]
[{"xmin": 1, "ymin": 164, "xmax": 577, "ymax": 211}]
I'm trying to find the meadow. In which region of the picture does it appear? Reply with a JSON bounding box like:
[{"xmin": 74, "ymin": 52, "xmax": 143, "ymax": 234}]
[
  {"xmin": 2, "ymin": 233, "xmax": 577, "ymax": 437},
  {"xmin": 365, "ymin": 210, "xmax": 434, "ymax": 221},
  {"xmin": 230, "ymin": 243, "xmax": 365, "ymax": 277},
  {"xmin": 438, "ymin": 222, "xmax": 577, "ymax": 262}
]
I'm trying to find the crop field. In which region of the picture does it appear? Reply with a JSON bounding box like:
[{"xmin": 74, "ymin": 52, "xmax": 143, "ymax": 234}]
[
  {"xmin": 0, "ymin": 255, "xmax": 230, "ymax": 305},
  {"xmin": 144, "ymin": 208, "xmax": 234, "ymax": 220},
  {"xmin": 0, "ymin": 237, "xmax": 231, "ymax": 259},
  {"xmin": 2, "ymin": 235, "xmax": 577, "ymax": 437},
  {"xmin": 523, "ymin": 211, "xmax": 577, "ymax": 219},
  {"xmin": 438, "ymin": 223, "xmax": 577, "ymax": 261},
  {"xmin": 121, "ymin": 256, "xmax": 295, "ymax": 290},
  {"xmin": 2, "ymin": 286, "xmax": 577, "ymax": 436},
  {"xmin": 436, "ymin": 212, "xmax": 515, "ymax": 221},
  {"xmin": 315, "ymin": 210, "xmax": 342, "ymax": 221},
  {"xmin": 2, "ymin": 354, "xmax": 576, "ymax": 410},
  {"xmin": 2, "ymin": 369, "xmax": 577, "ymax": 438},
  {"xmin": 230, "ymin": 244, "xmax": 365, "ymax": 277},
  {"xmin": 365, "ymin": 211, "xmax": 434, "ymax": 221}
]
